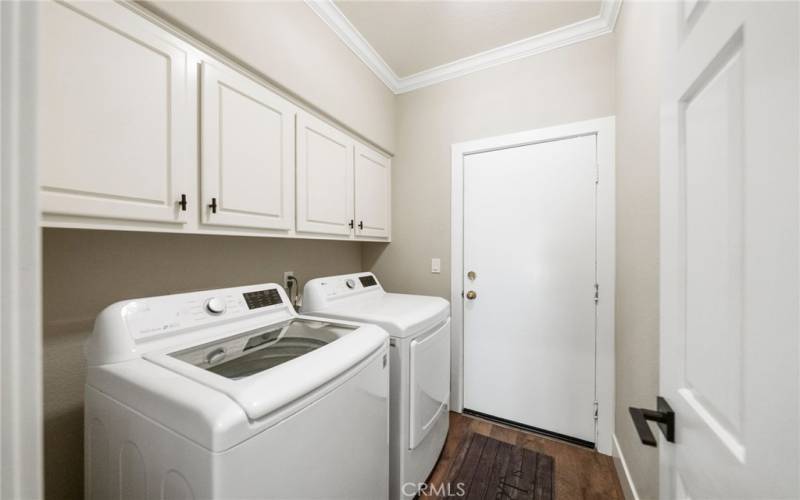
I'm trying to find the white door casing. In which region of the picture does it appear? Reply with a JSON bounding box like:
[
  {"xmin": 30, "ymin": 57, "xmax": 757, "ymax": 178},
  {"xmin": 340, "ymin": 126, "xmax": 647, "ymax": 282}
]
[
  {"xmin": 451, "ymin": 117, "xmax": 615, "ymax": 454},
  {"xmin": 201, "ymin": 61, "xmax": 295, "ymax": 231},
  {"xmin": 296, "ymin": 111, "xmax": 355, "ymax": 237},
  {"xmin": 354, "ymin": 144, "xmax": 391, "ymax": 239},
  {"xmin": 660, "ymin": 2, "xmax": 799, "ymax": 498},
  {"xmin": 2, "ymin": 1, "xmax": 44, "ymax": 497},
  {"xmin": 38, "ymin": 1, "xmax": 193, "ymax": 225}
]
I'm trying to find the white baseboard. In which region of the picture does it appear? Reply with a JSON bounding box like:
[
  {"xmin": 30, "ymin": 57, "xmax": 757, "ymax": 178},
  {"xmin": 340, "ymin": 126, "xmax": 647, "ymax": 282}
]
[{"xmin": 612, "ymin": 434, "xmax": 640, "ymax": 500}]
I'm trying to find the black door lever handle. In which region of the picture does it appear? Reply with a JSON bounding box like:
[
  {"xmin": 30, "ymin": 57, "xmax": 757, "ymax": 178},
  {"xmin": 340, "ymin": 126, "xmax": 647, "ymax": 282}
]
[{"xmin": 629, "ymin": 397, "xmax": 675, "ymax": 447}]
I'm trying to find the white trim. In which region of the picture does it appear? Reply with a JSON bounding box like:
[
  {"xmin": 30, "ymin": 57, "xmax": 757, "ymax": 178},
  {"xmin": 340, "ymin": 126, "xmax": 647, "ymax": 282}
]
[
  {"xmin": 613, "ymin": 434, "xmax": 641, "ymax": 500},
  {"xmin": 450, "ymin": 117, "xmax": 616, "ymax": 455},
  {"xmin": 306, "ymin": 0, "xmax": 621, "ymax": 94},
  {"xmin": 1, "ymin": 1, "xmax": 43, "ymax": 499}
]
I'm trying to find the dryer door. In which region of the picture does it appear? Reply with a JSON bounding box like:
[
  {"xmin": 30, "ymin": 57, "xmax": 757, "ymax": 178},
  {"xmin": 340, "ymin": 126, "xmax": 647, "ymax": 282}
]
[{"xmin": 409, "ymin": 318, "xmax": 451, "ymax": 449}]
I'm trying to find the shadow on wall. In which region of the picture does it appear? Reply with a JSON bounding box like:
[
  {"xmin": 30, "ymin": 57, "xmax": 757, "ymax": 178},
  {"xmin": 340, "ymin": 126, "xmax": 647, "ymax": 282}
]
[
  {"xmin": 361, "ymin": 241, "xmax": 390, "ymax": 272},
  {"xmin": 42, "ymin": 228, "xmax": 364, "ymax": 499}
]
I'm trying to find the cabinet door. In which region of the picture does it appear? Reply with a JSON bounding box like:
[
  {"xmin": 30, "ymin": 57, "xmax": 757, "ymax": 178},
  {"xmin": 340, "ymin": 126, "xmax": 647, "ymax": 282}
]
[
  {"xmin": 354, "ymin": 144, "xmax": 391, "ymax": 239},
  {"xmin": 200, "ymin": 62, "xmax": 295, "ymax": 230},
  {"xmin": 38, "ymin": 1, "xmax": 193, "ymax": 225},
  {"xmin": 296, "ymin": 112, "xmax": 355, "ymax": 237}
]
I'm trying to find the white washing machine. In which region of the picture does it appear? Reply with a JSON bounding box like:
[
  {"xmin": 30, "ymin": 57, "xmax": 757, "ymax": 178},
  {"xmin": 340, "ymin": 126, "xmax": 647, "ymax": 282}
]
[
  {"xmin": 302, "ymin": 273, "xmax": 450, "ymax": 500},
  {"xmin": 84, "ymin": 283, "xmax": 390, "ymax": 500}
]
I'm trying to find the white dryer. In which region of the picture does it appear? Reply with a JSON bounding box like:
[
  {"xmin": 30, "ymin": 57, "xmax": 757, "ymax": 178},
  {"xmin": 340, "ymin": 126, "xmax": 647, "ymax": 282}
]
[
  {"xmin": 302, "ymin": 273, "xmax": 450, "ymax": 500},
  {"xmin": 84, "ymin": 283, "xmax": 390, "ymax": 500}
]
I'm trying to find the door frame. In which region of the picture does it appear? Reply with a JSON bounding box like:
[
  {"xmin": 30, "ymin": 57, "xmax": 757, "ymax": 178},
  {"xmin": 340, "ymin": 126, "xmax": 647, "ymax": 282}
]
[
  {"xmin": 1, "ymin": 1, "xmax": 44, "ymax": 498},
  {"xmin": 450, "ymin": 116, "xmax": 615, "ymax": 454}
]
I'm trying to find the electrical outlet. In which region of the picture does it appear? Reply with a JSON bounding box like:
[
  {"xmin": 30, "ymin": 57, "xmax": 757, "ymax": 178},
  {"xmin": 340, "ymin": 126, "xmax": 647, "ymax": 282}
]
[
  {"xmin": 283, "ymin": 271, "xmax": 295, "ymax": 289},
  {"xmin": 431, "ymin": 258, "xmax": 441, "ymax": 274}
]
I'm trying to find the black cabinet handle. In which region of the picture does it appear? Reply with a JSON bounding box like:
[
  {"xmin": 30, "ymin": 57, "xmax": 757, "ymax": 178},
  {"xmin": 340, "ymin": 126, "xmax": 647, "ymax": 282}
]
[
  {"xmin": 629, "ymin": 397, "xmax": 675, "ymax": 447},
  {"xmin": 208, "ymin": 197, "xmax": 218, "ymax": 214},
  {"xmin": 358, "ymin": 221, "xmax": 364, "ymax": 230},
  {"xmin": 349, "ymin": 219, "xmax": 354, "ymax": 229},
  {"xmin": 177, "ymin": 194, "xmax": 187, "ymax": 211}
]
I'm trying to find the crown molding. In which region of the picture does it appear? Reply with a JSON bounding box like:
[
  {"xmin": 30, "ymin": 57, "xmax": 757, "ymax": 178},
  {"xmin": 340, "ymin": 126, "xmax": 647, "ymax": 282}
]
[
  {"xmin": 305, "ymin": 0, "xmax": 400, "ymax": 90},
  {"xmin": 306, "ymin": 0, "xmax": 621, "ymax": 95}
]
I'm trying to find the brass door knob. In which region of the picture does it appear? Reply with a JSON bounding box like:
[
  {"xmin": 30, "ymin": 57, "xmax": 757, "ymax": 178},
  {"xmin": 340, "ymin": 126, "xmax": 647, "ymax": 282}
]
[{"xmin": 465, "ymin": 290, "xmax": 477, "ymax": 300}]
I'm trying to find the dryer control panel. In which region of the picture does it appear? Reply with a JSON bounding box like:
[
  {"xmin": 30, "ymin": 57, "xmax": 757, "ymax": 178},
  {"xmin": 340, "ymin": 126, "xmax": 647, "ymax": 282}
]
[{"xmin": 301, "ymin": 273, "xmax": 386, "ymax": 311}]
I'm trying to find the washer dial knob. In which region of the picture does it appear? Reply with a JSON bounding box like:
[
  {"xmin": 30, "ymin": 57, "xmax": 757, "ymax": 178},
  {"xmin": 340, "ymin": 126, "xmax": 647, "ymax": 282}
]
[
  {"xmin": 345, "ymin": 279, "xmax": 356, "ymax": 289},
  {"xmin": 205, "ymin": 297, "xmax": 226, "ymax": 314}
]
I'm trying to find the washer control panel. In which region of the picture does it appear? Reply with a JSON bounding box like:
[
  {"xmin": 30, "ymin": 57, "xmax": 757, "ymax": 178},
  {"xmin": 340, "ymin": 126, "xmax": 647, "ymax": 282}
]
[
  {"xmin": 243, "ymin": 289, "xmax": 283, "ymax": 309},
  {"xmin": 122, "ymin": 284, "xmax": 289, "ymax": 341}
]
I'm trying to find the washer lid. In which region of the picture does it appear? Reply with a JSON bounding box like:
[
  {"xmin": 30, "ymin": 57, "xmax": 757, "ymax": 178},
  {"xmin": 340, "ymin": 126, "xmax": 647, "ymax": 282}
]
[
  {"xmin": 145, "ymin": 318, "xmax": 387, "ymax": 421},
  {"xmin": 304, "ymin": 293, "xmax": 450, "ymax": 338},
  {"xmin": 169, "ymin": 319, "xmax": 353, "ymax": 380}
]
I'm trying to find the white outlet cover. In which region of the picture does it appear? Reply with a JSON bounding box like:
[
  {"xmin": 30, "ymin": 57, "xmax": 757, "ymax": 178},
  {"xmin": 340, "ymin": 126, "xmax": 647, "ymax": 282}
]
[{"xmin": 431, "ymin": 258, "xmax": 441, "ymax": 274}]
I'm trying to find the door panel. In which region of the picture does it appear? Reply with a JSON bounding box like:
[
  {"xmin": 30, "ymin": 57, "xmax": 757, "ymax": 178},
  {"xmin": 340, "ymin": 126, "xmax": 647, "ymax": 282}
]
[
  {"xmin": 296, "ymin": 112, "xmax": 354, "ymax": 236},
  {"xmin": 684, "ymin": 40, "xmax": 744, "ymax": 443},
  {"xmin": 463, "ymin": 135, "xmax": 597, "ymax": 443},
  {"xmin": 38, "ymin": 1, "xmax": 192, "ymax": 224},
  {"xmin": 201, "ymin": 62, "xmax": 295, "ymax": 230},
  {"xmin": 660, "ymin": 2, "xmax": 799, "ymax": 498},
  {"xmin": 354, "ymin": 145, "xmax": 391, "ymax": 239}
]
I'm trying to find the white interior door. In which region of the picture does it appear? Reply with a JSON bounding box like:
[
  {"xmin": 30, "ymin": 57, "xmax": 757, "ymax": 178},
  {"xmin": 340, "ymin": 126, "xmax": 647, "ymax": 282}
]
[
  {"xmin": 296, "ymin": 111, "xmax": 354, "ymax": 237},
  {"xmin": 354, "ymin": 144, "xmax": 391, "ymax": 239},
  {"xmin": 463, "ymin": 134, "xmax": 598, "ymax": 444},
  {"xmin": 201, "ymin": 61, "xmax": 295, "ymax": 230},
  {"xmin": 38, "ymin": 1, "xmax": 193, "ymax": 225},
  {"xmin": 660, "ymin": 2, "xmax": 799, "ymax": 498}
]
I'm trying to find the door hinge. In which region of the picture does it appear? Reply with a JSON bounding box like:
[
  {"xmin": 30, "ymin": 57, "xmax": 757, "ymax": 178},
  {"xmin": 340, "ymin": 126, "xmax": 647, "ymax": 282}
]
[
  {"xmin": 594, "ymin": 283, "xmax": 599, "ymax": 304},
  {"xmin": 593, "ymin": 401, "xmax": 599, "ymax": 421}
]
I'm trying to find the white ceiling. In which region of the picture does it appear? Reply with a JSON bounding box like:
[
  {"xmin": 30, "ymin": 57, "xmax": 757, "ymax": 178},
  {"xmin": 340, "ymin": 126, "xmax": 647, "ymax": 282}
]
[
  {"xmin": 307, "ymin": 0, "xmax": 620, "ymax": 94},
  {"xmin": 334, "ymin": 1, "xmax": 602, "ymax": 78}
]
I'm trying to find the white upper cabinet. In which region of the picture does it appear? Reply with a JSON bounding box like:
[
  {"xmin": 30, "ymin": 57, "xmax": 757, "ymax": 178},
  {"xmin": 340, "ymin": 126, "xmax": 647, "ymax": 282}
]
[
  {"xmin": 354, "ymin": 145, "xmax": 391, "ymax": 239},
  {"xmin": 200, "ymin": 62, "xmax": 295, "ymax": 231},
  {"xmin": 38, "ymin": 1, "xmax": 194, "ymax": 225},
  {"xmin": 37, "ymin": 1, "xmax": 391, "ymax": 241},
  {"xmin": 296, "ymin": 111, "xmax": 355, "ymax": 237}
]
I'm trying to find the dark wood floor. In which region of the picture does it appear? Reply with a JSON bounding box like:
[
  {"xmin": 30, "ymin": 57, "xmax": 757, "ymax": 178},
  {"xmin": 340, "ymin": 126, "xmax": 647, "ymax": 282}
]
[{"xmin": 423, "ymin": 412, "xmax": 624, "ymax": 500}]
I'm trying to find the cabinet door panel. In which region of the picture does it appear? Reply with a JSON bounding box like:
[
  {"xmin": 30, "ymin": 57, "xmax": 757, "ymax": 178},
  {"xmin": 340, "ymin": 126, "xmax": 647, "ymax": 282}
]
[
  {"xmin": 296, "ymin": 112, "xmax": 354, "ymax": 236},
  {"xmin": 39, "ymin": 1, "xmax": 192, "ymax": 224},
  {"xmin": 354, "ymin": 145, "xmax": 391, "ymax": 239},
  {"xmin": 201, "ymin": 62, "xmax": 295, "ymax": 230}
]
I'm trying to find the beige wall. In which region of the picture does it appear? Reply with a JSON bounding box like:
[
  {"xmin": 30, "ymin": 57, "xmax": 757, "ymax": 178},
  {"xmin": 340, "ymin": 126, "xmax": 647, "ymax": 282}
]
[
  {"xmin": 141, "ymin": 0, "xmax": 395, "ymax": 152},
  {"xmin": 613, "ymin": 3, "xmax": 661, "ymax": 499},
  {"xmin": 363, "ymin": 34, "xmax": 616, "ymax": 299},
  {"xmin": 43, "ymin": 229, "xmax": 363, "ymax": 499}
]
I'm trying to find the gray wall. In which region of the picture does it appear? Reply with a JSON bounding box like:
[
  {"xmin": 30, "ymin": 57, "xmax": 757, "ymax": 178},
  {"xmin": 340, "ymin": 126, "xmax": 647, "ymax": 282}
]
[
  {"xmin": 363, "ymin": 34, "xmax": 616, "ymax": 300},
  {"xmin": 43, "ymin": 229, "xmax": 364, "ymax": 499},
  {"xmin": 613, "ymin": 3, "xmax": 662, "ymax": 499}
]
